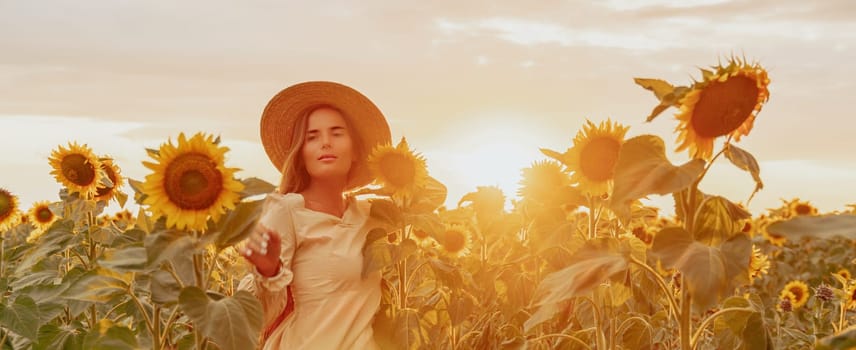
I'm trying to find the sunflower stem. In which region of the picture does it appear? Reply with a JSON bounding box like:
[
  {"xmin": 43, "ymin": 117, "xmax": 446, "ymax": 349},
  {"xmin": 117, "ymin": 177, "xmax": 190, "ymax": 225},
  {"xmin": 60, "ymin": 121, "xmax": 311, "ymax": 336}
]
[
  {"xmin": 679, "ymin": 275, "xmax": 692, "ymax": 350},
  {"xmin": 0, "ymin": 237, "xmax": 5, "ymax": 285},
  {"xmin": 86, "ymin": 211, "xmax": 99, "ymax": 329},
  {"xmin": 588, "ymin": 196, "xmax": 596, "ymax": 240},
  {"xmin": 686, "ymin": 137, "xmax": 731, "ymax": 233},
  {"xmin": 153, "ymin": 304, "xmax": 161, "ymax": 350}
]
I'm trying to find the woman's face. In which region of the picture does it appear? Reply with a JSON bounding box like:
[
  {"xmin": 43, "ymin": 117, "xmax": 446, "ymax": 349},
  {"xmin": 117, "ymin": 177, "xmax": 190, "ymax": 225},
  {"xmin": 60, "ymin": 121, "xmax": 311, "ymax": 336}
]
[{"xmin": 301, "ymin": 107, "xmax": 355, "ymax": 183}]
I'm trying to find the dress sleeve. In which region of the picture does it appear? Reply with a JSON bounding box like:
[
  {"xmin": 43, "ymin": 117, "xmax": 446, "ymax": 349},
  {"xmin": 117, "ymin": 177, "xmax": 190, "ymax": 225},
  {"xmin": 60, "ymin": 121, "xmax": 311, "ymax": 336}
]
[{"xmin": 237, "ymin": 193, "xmax": 297, "ymax": 328}]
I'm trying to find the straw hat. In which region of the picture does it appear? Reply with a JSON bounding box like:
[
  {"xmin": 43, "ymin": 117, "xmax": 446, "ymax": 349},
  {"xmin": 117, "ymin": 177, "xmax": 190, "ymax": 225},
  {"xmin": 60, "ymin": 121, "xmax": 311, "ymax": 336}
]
[{"xmin": 260, "ymin": 81, "xmax": 391, "ymax": 190}]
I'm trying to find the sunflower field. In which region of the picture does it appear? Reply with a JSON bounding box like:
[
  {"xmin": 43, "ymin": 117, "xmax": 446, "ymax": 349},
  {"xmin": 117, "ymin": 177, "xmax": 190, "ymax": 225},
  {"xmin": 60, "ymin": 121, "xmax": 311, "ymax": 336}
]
[{"xmin": 1, "ymin": 57, "xmax": 855, "ymax": 350}]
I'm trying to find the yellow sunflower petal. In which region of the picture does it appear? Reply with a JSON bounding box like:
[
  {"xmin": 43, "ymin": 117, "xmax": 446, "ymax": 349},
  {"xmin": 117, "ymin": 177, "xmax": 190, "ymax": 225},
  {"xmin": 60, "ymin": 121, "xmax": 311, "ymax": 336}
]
[
  {"xmin": 748, "ymin": 245, "xmax": 770, "ymax": 283},
  {"xmin": 141, "ymin": 132, "xmax": 244, "ymax": 231},
  {"xmin": 674, "ymin": 58, "xmax": 770, "ymax": 160},
  {"xmin": 846, "ymin": 282, "xmax": 856, "ymax": 310}
]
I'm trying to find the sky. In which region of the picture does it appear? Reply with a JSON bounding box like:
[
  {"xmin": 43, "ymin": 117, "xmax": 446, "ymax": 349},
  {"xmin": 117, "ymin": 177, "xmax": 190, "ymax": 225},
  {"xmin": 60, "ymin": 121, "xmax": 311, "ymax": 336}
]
[{"xmin": 2, "ymin": 0, "xmax": 855, "ymax": 218}]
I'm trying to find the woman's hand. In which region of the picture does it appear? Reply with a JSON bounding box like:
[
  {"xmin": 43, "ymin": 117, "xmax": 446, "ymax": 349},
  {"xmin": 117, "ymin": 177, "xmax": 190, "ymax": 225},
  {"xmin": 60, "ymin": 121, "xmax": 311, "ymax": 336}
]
[{"xmin": 241, "ymin": 224, "xmax": 282, "ymax": 277}]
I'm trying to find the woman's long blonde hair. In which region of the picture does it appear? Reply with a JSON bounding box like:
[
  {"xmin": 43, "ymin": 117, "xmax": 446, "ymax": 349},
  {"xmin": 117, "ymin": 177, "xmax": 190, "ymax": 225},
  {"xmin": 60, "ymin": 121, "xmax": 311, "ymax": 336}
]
[{"xmin": 276, "ymin": 104, "xmax": 364, "ymax": 194}]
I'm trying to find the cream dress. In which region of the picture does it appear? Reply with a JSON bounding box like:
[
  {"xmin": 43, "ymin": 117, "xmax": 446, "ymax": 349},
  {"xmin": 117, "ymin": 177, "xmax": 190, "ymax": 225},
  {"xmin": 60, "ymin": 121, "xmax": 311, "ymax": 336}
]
[{"xmin": 238, "ymin": 192, "xmax": 382, "ymax": 350}]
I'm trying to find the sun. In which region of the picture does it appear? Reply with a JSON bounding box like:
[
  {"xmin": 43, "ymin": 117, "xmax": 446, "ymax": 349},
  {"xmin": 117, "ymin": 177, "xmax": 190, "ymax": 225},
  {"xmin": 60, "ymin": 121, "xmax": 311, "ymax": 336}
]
[{"xmin": 141, "ymin": 132, "xmax": 244, "ymax": 231}]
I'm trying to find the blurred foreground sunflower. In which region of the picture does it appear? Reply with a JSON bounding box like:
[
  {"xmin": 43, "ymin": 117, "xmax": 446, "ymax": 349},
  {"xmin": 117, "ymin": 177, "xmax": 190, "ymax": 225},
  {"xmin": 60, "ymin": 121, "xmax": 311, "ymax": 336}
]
[
  {"xmin": 28, "ymin": 201, "xmax": 59, "ymax": 232},
  {"xmin": 0, "ymin": 188, "xmax": 21, "ymax": 232},
  {"xmin": 367, "ymin": 137, "xmax": 428, "ymax": 199},
  {"xmin": 95, "ymin": 157, "xmax": 125, "ymax": 202},
  {"xmin": 564, "ymin": 119, "xmax": 629, "ymax": 196},
  {"xmin": 748, "ymin": 245, "xmax": 770, "ymax": 283},
  {"xmin": 439, "ymin": 224, "xmax": 472, "ymax": 258},
  {"xmin": 141, "ymin": 132, "xmax": 244, "ymax": 231},
  {"xmin": 49, "ymin": 142, "xmax": 104, "ymax": 198},
  {"xmin": 674, "ymin": 58, "xmax": 770, "ymax": 160},
  {"xmin": 780, "ymin": 280, "xmax": 810, "ymax": 310}
]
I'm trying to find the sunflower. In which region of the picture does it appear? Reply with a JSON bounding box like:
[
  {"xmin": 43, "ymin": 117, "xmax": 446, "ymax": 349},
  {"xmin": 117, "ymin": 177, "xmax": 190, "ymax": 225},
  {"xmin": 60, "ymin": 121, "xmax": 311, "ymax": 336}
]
[
  {"xmin": 787, "ymin": 199, "xmax": 818, "ymax": 217},
  {"xmin": 517, "ymin": 160, "xmax": 571, "ymax": 204},
  {"xmin": 837, "ymin": 268, "xmax": 851, "ymax": 281},
  {"xmin": 748, "ymin": 245, "xmax": 770, "ymax": 283},
  {"xmin": 439, "ymin": 224, "xmax": 472, "ymax": 258},
  {"xmin": 564, "ymin": 119, "xmax": 629, "ymax": 196},
  {"xmin": 761, "ymin": 219, "xmax": 786, "ymax": 247},
  {"xmin": 630, "ymin": 225, "xmax": 655, "ymax": 246},
  {"xmin": 845, "ymin": 282, "xmax": 856, "ymax": 310},
  {"xmin": 777, "ymin": 291, "xmax": 794, "ymax": 312},
  {"xmin": 49, "ymin": 142, "xmax": 104, "ymax": 198},
  {"xmin": 27, "ymin": 201, "xmax": 59, "ymax": 232},
  {"xmin": 367, "ymin": 137, "xmax": 428, "ymax": 199},
  {"xmin": 738, "ymin": 218, "xmax": 755, "ymax": 237},
  {"xmin": 411, "ymin": 229, "xmax": 435, "ymax": 246},
  {"xmin": 95, "ymin": 157, "xmax": 125, "ymax": 202},
  {"xmin": 111, "ymin": 209, "xmax": 135, "ymax": 229},
  {"xmin": 674, "ymin": 58, "xmax": 770, "ymax": 160},
  {"xmin": 458, "ymin": 185, "xmax": 505, "ymax": 224},
  {"xmin": 0, "ymin": 188, "xmax": 21, "ymax": 232},
  {"xmin": 141, "ymin": 132, "xmax": 244, "ymax": 231},
  {"xmin": 780, "ymin": 280, "xmax": 810, "ymax": 310}
]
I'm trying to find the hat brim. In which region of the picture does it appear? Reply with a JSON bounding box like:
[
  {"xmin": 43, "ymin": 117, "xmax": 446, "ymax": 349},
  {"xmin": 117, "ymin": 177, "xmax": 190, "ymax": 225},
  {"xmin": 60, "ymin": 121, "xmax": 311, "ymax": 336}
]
[{"xmin": 260, "ymin": 81, "xmax": 391, "ymax": 190}]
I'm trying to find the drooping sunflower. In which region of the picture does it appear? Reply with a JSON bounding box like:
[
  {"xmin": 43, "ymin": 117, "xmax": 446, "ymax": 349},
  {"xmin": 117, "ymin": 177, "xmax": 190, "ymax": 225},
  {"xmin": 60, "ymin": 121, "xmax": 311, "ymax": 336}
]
[
  {"xmin": 748, "ymin": 245, "xmax": 770, "ymax": 283},
  {"xmin": 780, "ymin": 280, "xmax": 810, "ymax": 310},
  {"xmin": 0, "ymin": 188, "xmax": 21, "ymax": 232},
  {"xmin": 564, "ymin": 119, "xmax": 629, "ymax": 196},
  {"xmin": 518, "ymin": 160, "xmax": 571, "ymax": 204},
  {"xmin": 141, "ymin": 132, "xmax": 244, "ymax": 231},
  {"xmin": 367, "ymin": 137, "xmax": 428, "ymax": 199},
  {"xmin": 49, "ymin": 142, "xmax": 104, "ymax": 198},
  {"xmin": 439, "ymin": 224, "xmax": 472, "ymax": 258},
  {"xmin": 788, "ymin": 199, "xmax": 818, "ymax": 217},
  {"xmin": 674, "ymin": 58, "xmax": 770, "ymax": 160},
  {"xmin": 94, "ymin": 157, "xmax": 125, "ymax": 202},
  {"xmin": 28, "ymin": 201, "xmax": 59, "ymax": 232}
]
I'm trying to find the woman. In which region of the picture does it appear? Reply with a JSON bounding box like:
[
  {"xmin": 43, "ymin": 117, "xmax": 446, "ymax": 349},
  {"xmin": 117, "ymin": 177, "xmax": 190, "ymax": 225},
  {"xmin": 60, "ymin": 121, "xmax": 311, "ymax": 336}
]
[{"xmin": 239, "ymin": 81, "xmax": 391, "ymax": 349}]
